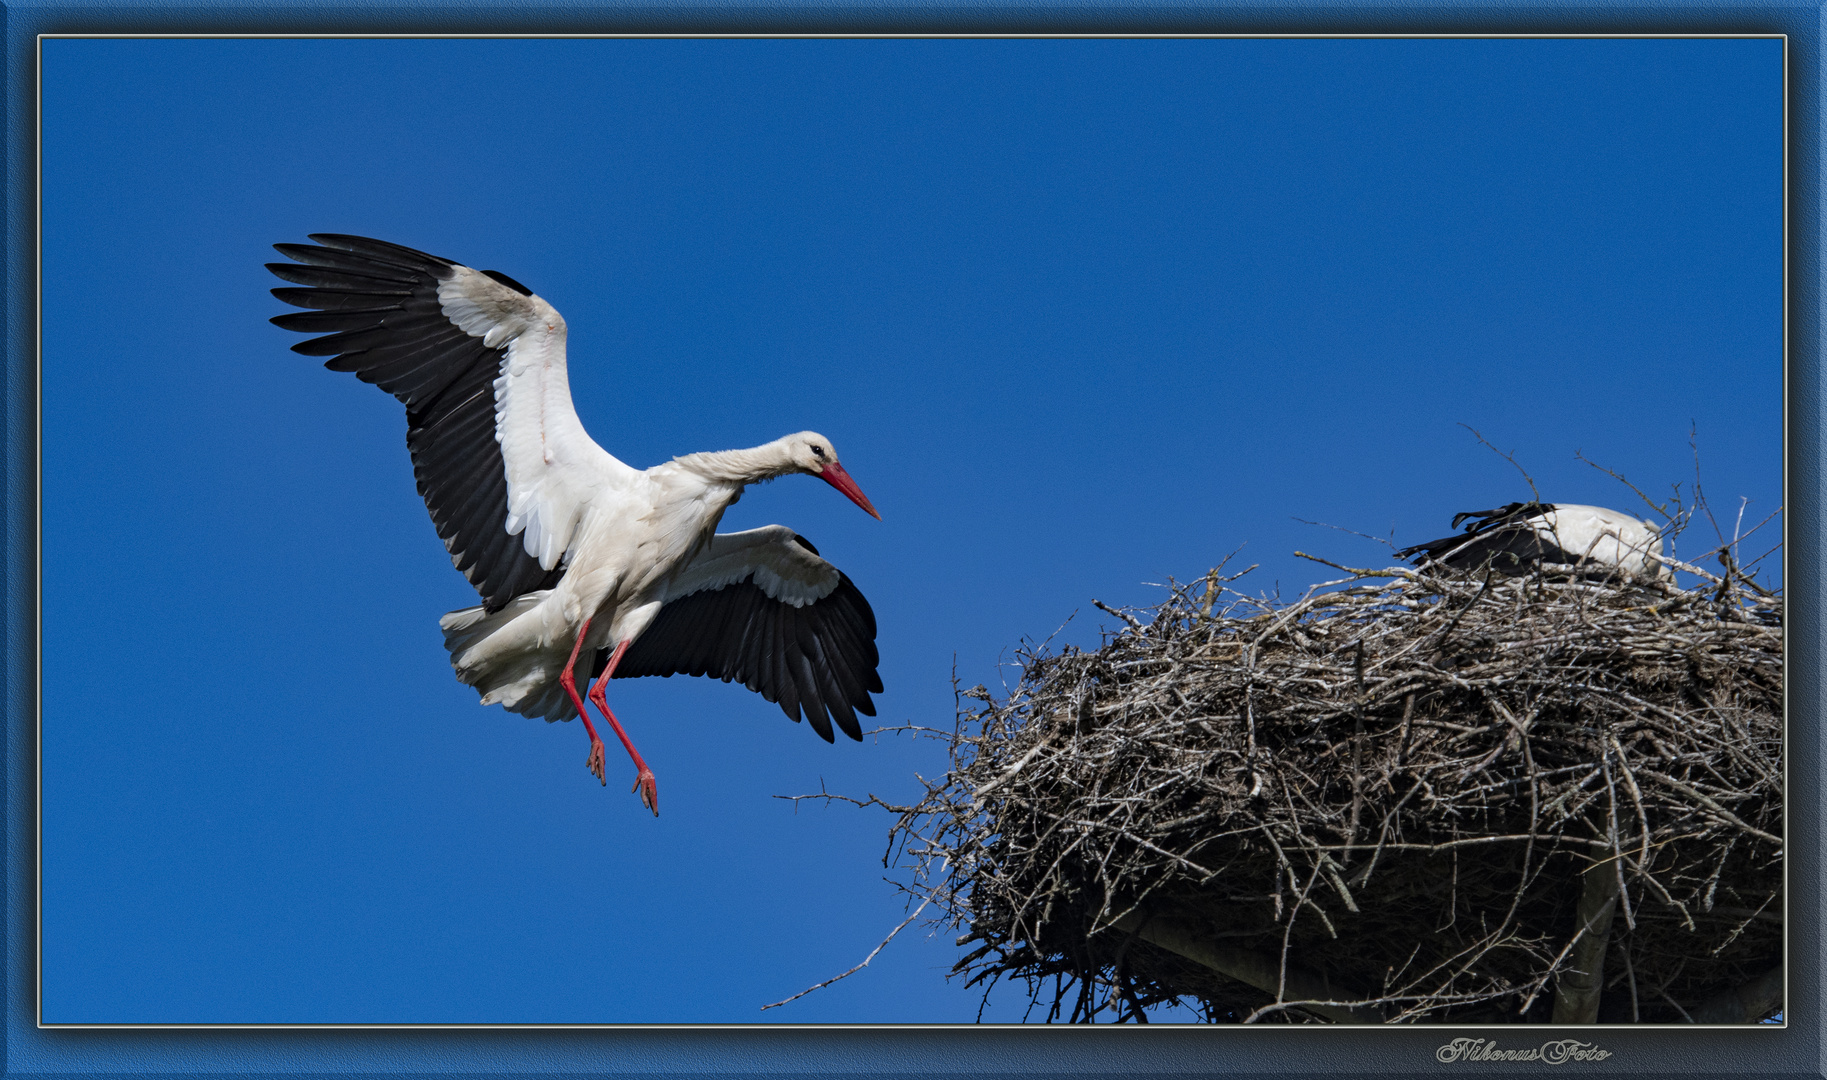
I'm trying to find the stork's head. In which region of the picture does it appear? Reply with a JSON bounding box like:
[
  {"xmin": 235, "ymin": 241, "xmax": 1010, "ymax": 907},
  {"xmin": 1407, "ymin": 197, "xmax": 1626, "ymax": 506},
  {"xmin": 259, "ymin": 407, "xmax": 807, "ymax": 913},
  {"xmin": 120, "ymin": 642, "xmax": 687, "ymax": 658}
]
[{"xmin": 785, "ymin": 431, "xmax": 881, "ymax": 520}]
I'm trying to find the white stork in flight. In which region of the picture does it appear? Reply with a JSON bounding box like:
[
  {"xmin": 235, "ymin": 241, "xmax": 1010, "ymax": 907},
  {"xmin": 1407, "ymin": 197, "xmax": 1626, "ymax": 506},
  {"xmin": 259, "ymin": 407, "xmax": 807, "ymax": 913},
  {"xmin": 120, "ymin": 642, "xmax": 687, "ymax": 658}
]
[
  {"xmin": 268, "ymin": 234, "xmax": 884, "ymax": 815},
  {"xmin": 1397, "ymin": 501, "xmax": 1670, "ymax": 580}
]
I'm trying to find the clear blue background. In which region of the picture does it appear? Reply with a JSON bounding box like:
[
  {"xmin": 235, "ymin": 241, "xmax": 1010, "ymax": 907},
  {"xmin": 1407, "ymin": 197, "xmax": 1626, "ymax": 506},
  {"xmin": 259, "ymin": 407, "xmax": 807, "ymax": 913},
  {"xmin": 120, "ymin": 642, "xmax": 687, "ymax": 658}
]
[{"xmin": 39, "ymin": 37, "xmax": 1782, "ymax": 1024}]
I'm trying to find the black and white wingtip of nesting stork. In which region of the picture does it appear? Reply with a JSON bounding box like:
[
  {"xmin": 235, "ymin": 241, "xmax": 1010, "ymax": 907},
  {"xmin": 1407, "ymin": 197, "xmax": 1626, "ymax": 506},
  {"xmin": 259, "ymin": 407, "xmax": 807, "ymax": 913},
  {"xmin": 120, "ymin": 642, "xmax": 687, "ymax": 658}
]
[
  {"xmin": 1396, "ymin": 501, "xmax": 1671, "ymax": 581},
  {"xmin": 268, "ymin": 234, "xmax": 884, "ymax": 814}
]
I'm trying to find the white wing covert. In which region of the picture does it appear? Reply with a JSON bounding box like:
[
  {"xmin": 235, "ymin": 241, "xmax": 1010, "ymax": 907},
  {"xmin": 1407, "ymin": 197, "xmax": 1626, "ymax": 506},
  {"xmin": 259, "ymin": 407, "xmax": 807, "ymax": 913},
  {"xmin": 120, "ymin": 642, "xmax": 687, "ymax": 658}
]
[{"xmin": 436, "ymin": 266, "xmax": 626, "ymax": 573}]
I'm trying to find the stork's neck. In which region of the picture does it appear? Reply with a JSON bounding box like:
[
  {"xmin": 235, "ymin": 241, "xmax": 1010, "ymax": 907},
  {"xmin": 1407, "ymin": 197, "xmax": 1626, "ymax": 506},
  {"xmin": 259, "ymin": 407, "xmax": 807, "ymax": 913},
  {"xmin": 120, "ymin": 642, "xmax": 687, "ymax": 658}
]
[{"xmin": 669, "ymin": 438, "xmax": 798, "ymax": 487}]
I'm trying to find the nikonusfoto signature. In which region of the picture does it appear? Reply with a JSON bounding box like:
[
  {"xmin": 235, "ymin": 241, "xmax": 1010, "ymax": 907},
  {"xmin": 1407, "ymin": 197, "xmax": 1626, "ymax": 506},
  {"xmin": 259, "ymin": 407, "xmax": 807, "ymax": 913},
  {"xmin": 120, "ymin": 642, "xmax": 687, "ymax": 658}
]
[{"xmin": 1435, "ymin": 1038, "xmax": 1613, "ymax": 1065}]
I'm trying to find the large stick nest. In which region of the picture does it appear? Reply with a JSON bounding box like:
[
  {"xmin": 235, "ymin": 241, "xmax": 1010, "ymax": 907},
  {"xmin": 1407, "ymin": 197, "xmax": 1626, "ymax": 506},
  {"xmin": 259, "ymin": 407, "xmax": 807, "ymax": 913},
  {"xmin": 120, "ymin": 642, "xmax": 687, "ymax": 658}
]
[{"xmin": 883, "ymin": 554, "xmax": 1782, "ymax": 1023}]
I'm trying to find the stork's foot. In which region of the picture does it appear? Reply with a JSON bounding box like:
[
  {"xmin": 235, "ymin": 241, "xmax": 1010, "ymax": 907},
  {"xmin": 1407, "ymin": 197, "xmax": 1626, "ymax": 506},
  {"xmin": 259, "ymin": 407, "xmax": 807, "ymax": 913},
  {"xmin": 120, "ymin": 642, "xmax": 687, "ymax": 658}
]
[
  {"xmin": 586, "ymin": 739, "xmax": 607, "ymax": 786},
  {"xmin": 632, "ymin": 768, "xmax": 659, "ymax": 816}
]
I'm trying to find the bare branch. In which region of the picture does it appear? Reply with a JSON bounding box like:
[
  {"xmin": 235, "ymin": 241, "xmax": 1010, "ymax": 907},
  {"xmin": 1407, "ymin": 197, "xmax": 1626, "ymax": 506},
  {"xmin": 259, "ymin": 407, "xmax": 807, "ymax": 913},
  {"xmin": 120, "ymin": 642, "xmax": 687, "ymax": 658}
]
[
  {"xmin": 1459, "ymin": 423, "xmax": 1541, "ymax": 503},
  {"xmin": 761, "ymin": 898, "xmax": 931, "ymax": 1011}
]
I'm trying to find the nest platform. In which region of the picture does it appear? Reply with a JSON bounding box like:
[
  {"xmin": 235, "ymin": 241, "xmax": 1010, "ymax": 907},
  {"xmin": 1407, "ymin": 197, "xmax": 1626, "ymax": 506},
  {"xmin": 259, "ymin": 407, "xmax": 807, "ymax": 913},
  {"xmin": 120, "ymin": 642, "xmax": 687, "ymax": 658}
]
[{"xmin": 886, "ymin": 556, "xmax": 1783, "ymax": 1024}]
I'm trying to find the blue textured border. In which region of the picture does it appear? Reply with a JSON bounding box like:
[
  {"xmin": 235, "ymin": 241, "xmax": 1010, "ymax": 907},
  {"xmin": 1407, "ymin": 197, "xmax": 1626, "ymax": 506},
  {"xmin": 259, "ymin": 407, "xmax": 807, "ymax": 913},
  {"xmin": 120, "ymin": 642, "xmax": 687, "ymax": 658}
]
[{"xmin": 8, "ymin": 7, "xmax": 1819, "ymax": 1078}]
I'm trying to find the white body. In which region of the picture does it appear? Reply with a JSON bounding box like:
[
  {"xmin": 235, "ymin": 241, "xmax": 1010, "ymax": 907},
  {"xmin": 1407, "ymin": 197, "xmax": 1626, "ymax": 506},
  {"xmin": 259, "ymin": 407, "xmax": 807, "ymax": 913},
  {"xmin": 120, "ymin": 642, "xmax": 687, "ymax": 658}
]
[
  {"xmin": 270, "ymin": 235, "xmax": 881, "ymax": 758},
  {"xmin": 428, "ymin": 266, "xmax": 841, "ymax": 718},
  {"xmin": 1525, "ymin": 504, "xmax": 1668, "ymax": 578}
]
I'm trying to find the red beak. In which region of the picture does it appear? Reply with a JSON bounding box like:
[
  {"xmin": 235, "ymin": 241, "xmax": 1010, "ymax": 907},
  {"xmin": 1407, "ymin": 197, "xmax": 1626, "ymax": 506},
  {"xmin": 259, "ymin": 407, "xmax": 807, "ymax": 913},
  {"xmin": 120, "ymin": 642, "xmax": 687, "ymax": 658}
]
[{"xmin": 817, "ymin": 461, "xmax": 882, "ymax": 520}]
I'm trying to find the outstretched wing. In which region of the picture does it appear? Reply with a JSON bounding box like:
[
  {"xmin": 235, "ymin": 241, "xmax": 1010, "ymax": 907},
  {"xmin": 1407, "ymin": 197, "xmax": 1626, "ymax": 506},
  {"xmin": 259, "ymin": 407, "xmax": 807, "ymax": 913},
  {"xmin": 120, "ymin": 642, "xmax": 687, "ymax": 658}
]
[
  {"xmin": 268, "ymin": 234, "xmax": 635, "ymax": 610},
  {"xmin": 608, "ymin": 526, "xmax": 882, "ymax": 742}
]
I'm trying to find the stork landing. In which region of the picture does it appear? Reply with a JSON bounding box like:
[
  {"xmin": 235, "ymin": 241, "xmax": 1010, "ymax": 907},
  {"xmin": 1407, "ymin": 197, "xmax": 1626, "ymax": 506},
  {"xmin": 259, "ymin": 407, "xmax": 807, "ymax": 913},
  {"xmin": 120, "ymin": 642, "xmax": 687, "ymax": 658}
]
[{"xmin": 270, "ymin": 234, "xmax": 884, "ymax": 813}]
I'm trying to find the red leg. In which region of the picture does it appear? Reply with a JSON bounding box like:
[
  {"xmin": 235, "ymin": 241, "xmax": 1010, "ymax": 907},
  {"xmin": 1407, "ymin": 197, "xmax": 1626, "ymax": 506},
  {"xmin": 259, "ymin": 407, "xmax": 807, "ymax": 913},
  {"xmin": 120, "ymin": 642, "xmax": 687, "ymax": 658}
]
[
  {"xmin": 556, "ymin": 618, "xmax": 610, "ymax": 786},
  {"xmin": 588, "ymin": 640, "xmax": 658, "ymax": 816}
]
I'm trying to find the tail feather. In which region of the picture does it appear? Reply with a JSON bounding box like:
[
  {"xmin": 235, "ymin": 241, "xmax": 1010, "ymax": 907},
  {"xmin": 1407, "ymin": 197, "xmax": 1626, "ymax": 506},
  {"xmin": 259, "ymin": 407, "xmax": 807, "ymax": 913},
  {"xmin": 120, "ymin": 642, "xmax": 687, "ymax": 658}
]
[{"xmin": 440, "ymin": 591, "xmax": 580, "ymax": 721}]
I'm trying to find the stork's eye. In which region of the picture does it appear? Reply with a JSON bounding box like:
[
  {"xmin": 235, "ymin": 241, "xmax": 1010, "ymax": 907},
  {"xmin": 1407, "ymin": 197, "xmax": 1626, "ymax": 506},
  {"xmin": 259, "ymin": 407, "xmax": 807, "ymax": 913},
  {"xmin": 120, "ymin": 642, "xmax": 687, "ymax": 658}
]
[{"xmin": 811, "ymin": 444, "xmax": 826, "ymax": 458}]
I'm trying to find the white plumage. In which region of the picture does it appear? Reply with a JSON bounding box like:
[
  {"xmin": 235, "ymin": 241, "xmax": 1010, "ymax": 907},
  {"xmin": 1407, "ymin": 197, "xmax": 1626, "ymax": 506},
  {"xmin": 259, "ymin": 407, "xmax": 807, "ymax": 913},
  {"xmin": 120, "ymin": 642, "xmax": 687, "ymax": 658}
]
[
  {"xmin": 270, "ymin": 235, "xmax": 883, "ymax": 814},
  {"xmin": 1398, "ymin": 501, "xmax": 1669, "ymax": 580}
]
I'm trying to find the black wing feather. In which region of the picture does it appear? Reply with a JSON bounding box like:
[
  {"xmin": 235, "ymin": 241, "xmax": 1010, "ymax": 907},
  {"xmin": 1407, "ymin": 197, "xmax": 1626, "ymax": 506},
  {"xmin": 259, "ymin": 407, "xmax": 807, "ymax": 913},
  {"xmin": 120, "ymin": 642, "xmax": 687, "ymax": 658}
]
[
  {"xmin": 790, "ymin": 645, "xmax": 836, "ymax": 742},
  {"xmin": 266, "ymin": 262, "xmax": 418, "ymax": 292},
  {"xmin": 817, "ymin": 625, "xmax": 872, "ymax": 719},
  {"xmin": 610, "ymin": 571, "xmax": 881, "ymax": 743},
  {"xmin": 270, "ymin": 286, "xmax": 414, "ymax": 311},
  {"xmin": 1398, "ymin": 502, "xmax": 1585, "ymax": 574},
  {"xmin": 773, "ymin": 636, "xmax": 803, "ymax": 722},
  {"xmin": 267, "ymin": 234, "xmax": 559, "ymax": 610},
  {"xmin": 760, "ymin": 612, "xmax": 790, "ymax": 705},
  {"xmin": 269, "ymin": 306, "xmax": 406, "ymax": 333},
  {"xmin": 803, "ymin": 628, "xmax": 861, "ymax": 741},
  {"xmin": 270, "ymin": 247, "xmax": 421, "ymax": 280}
]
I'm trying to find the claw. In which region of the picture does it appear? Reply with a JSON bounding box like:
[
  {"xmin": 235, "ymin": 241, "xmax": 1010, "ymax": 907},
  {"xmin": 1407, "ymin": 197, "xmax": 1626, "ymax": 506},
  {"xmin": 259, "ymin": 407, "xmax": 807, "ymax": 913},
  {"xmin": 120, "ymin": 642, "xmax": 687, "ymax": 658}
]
[
  {"xmin": 632, "ymin": 769, "xmax": 659, "ymax": 816},
  {"xmin": 586, "ymin": 739, "xmax": 607, "ymax": 786}
]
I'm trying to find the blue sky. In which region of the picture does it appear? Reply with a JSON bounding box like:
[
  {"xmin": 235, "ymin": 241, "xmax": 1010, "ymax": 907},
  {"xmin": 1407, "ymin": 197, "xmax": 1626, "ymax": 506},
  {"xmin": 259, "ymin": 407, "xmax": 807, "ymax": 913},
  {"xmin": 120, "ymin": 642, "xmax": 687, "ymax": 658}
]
[{"xmin": 39, "ymin": 36, "xmax": 1782, "ymax": 1024}]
